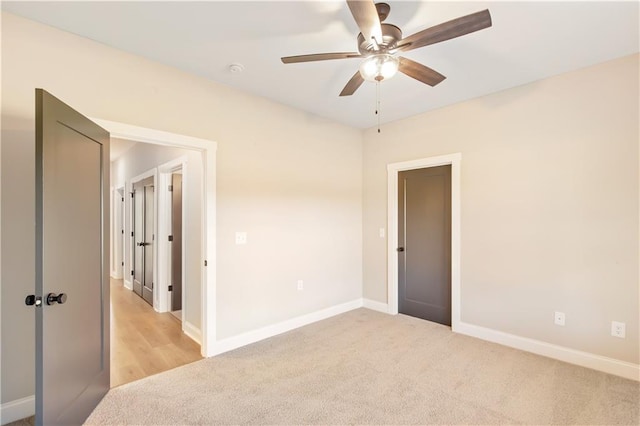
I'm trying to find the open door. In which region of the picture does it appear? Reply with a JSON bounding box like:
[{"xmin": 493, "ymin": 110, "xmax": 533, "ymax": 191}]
[
  {"xmin": 34, "ymin": 89, "xmax": 110, "ymax": 425},
  {"xmin": 170, "ymin": 172, "xmax": 183, "ymax": 313}
]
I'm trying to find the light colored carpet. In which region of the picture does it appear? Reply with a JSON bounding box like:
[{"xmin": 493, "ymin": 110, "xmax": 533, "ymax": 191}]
[{"xmin": 85, "ymin": 309, "xmax": 639, "ymax": 425}]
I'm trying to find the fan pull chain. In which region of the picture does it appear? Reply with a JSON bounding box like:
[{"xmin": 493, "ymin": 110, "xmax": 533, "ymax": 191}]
[{"xmin": 376, "ymin": 81, "xmax": 381, "ymax": 133}]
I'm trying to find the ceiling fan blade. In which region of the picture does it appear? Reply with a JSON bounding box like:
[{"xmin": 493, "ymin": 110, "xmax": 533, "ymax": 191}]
[
  {"xmin": 339, "ymin": 71, "xmax": 365, "ymax": 96},
  {"xmin": 347, "ymin": 0, "xmax": 383, "ymax": 46},
  {"xmin": 398, "ymin": 57, "xmax": 446, "ymax": 87},
  {"xmin": 397, "ymin": 9, "xmax": 492, "ymax": 52},
  {"xmin": 281, "ymin": 52, "xmax": 362, "ymax": 64}
]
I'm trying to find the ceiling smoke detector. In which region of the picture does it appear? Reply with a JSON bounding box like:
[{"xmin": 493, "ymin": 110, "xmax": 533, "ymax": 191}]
[{"xmin": 228, "ymin": 63, "xmax": 244, "ymax": 74}]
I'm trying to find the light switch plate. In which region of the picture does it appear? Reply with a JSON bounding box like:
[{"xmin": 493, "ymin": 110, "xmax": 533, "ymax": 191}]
[{"xmin": 235, "ymin": 232, "xmax": 247, "ymax": 245}]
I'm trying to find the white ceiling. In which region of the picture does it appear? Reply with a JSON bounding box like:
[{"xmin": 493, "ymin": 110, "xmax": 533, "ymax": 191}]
[{"xmin": 3, "ymin": 1, "xmax": 638, "ymax": 129}]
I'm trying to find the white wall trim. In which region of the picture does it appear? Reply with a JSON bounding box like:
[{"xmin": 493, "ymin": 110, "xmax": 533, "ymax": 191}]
[
  {"xmin": 123, "ymin": 279, "xmax": 133, "ymax": 290},
  {"xmin": 109, "ymin": 186, "xmax": 116, "ymax": 278},
  {"xmin": 363, "ymin": 298, "xmax": 389, "ymax": 313},
  {"xmin": 0, "ymin": 395, "xmax": 35, "ymax": 425},
  {"xmin": 387, "ymin": 153, "xmax": 462, "ymax": 331},
  {"xmin": 93, "ymin": 118, "xmax": 217, "ymax": 357},
  {"xmin": 456, "ymin": 321, "xmax": 639, "ymax": 381},
  {"xmin": 113, "ymin": 186, "xmax": 125, "ymax": 279},
  {"xmin": 212, "ymin": 299, "xmax": 364, "ymax": 356},
  {"xmin": 183, "ymin": 321, "xmax": 202, "ymax": 345}
]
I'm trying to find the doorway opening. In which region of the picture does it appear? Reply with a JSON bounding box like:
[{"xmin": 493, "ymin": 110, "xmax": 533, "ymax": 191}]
[
  {"xmin": 387, "ymin": 153, "xmax": 461, "ymax": 330},
  {"xmin": 111, "ymin": 145, "xmax": 201, "ymax": 387},
  {"xmin": 99, "ymin": 118, "xmax": 216, "ymax": 388}
]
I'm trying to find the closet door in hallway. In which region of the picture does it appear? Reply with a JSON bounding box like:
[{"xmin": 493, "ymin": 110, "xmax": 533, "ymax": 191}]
[
  {"xmin": 110, "ymin": 279, "xmax": 202, "ymax": 387},
  {"xmin": 132, "ymin": 176, "xmax": 154, "ymax": 306}
]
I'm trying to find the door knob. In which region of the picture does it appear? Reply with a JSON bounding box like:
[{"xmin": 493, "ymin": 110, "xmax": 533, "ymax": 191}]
[
  {"xmin": 46, "ymin": 293, "xmax": 67, "ymax": 305},
  {"xmin": 397, "ymin": 247, "xmax": 405, "ymax": 252},
  {"xmin": 137, "ymin": 242, "xmax": 150, "ymax": 246}
]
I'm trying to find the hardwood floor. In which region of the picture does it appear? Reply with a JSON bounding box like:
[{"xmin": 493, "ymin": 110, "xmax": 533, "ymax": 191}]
[{"xmin": 110, "ymin": 278, "xmax": 202, "ymax": 388}]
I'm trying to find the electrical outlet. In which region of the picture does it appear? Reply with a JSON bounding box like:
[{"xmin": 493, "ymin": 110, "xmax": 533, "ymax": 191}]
[
  {"xmin": 554, "ymin": 311, "xmax": 565, "ymax": 326},
  {"xmin": 235, "ymin": 232, "xmax": 247, "ymax": 245},
  {"xmin": 297, "ymin": 280, "xmax": 304, "ymax": 291},
  {"xmin": 611, "ymin": 321, "xmax": 626, "ymax": 338}
]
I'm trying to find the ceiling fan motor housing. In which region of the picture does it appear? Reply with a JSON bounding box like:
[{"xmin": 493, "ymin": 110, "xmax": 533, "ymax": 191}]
[{"xmin": 357, "ymin": 23, "xmax": 402, "ymax": 55}]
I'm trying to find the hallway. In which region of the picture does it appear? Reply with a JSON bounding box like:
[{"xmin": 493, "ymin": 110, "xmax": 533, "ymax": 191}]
[{"xmin": 110, "ymin": 278, "xmax": 202, "ymax": 387}]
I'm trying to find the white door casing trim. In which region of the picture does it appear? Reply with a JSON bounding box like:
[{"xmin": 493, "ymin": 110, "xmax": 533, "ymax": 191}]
[
  {"xmin": 93, "ymin": 118, "xmax": 217, "ymax": 357},
  {"xmin": 386, "ymin": 153, "xmax": 462, "ymax": 331},
  {"xmin": 115, "ymin": 186, "xmax": 125, "ymax": 279}
]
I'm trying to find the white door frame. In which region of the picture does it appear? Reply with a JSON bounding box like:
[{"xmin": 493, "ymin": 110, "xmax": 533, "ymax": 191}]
[
  {"xmin": 93, "ymin": 118, "xmax": 217, "ymax": 357},
  {"xmin": 117, "ymin": 186, "xmax": 125, "ymax": 279},
  {"xmin": 110, "ymin": 186, "xmax": 125, "ymax": 279},
  {"xmin": 387, "ymin": 153, "xmax": 461, "ymax": 331}
]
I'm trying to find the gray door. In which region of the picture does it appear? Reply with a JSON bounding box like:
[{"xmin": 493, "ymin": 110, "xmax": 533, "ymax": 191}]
[
  {"xmin": 398, "ymin": 165, "xmax": 452, "ymax": 325},
  {"xmin": 170, "ymin": 173, "xmax": 183, "ymax": 312},
  {"xmin": 132, "ymin": 177, "xmax": 154, "ymax": 306},
  {"xmin": 35, "ymin": 89, "xmax": 110, "ymax": 425}
]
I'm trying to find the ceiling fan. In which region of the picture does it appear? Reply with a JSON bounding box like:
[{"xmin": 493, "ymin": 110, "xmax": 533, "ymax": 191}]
[{"xmin": 281, "ymin": 1, "xmax": 492, "ymax": 96}]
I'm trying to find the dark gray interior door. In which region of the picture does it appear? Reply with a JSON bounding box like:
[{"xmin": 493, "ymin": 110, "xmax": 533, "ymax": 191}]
[
  {"xmin": 132, "ymin": 176, "xmax": 154, "ymax": 306},
  {"xmin": 35, "ymin": 89, "xmax": 110, "ymax": 425},
  {"xmin": 398, "ymin": 165, "xmax": 452, "ymax": 325},
  {"xmin": 171, "ymin": 173, "xmax": 183, "ymax": 312},
  {"xmin": 142, "ymin": 183, "xmax": 154, "ymax": 305}
]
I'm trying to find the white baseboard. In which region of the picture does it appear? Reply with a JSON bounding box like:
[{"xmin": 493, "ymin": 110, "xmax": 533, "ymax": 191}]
[
  {"xmin": 1, "ymin": 395, "xmax": 34, "ymax": 425},
  {"xmin": 212, "ymin": 298, "xmax": 364, "ymax": 356},
  {"xmin": 455, "ymin": 321, "xmax": 639, "ymax": 381},
  {"xmin": 363, "ymin": 298, "xmax": 389, "ymax": 313},
  {"xmin": 123, "ymin": 279, "xmax": 133, "ymax": 290},
  {"xmin": 183, "ymin": 321, "xmax": 202, "ymax": 345}
]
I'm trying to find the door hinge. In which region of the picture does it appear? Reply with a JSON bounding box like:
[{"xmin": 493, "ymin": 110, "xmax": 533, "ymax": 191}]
[
  {"xmin": 131, "ymin": 231, "xmax": 134, "ymax": 237},
  {"xmin": 168, "ymin": 185, "xmax": 173, "ymax": 192},
  {"xmin": 168, "ymin": 285, "xmax": 173, "ymax": 291},
  {"xmin": 204, "ymin": 260, "xmax": 208, "ymax": 266},
  {"xmin": 131, "ymin": 270, "xmax": 134, "ymax": 276},
  {"xmin": 121, "ymin": 229, "xmax": 124, "ymax": 234},
  {"xmin": 168, "ymin": 235, "xmax": 173, "ymax": 242},
  {"xmin": 121, "ymin": 197, "xmax": 124, "ymax": 202},
  {"xmin": 121, "ymin": 261, "xmax": 124, "ymax": 266},
  {"xmin": 130, "ymin": 192, "xmax": 134, "ymax": 198}
]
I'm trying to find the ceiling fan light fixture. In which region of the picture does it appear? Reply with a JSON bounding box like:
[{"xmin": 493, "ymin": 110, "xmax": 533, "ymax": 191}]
[{"xmin": 359, "ymin": 53, "xmax": 399, "ymax": 82}]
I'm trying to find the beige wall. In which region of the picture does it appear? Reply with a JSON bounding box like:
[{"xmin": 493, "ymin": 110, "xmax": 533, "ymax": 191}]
[
  {"xmin": 1, "ymin": 12, "xmax": 363, "ymax": 404},
  {"xmin": 362, "ymin": 54, "xmax": 639, "ymax": 364}
]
